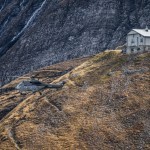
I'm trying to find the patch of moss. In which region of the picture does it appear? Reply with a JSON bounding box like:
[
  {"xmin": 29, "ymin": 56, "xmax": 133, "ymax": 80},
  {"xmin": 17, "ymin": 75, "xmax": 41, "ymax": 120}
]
[
  {"xmin": 135, "ymin": 53, "xmax": 150, "ymax": 62},
  {"xmin": 99, "ymin": 75, "xmax": 110, "ymax": 83},
  {"xmin": 69, "ymin": 74, "xmax": 85, "ymax": 87},
  {"xmin": 118, "ymin": 56, "xmax": 128, "ymax": 64},
  {"xmin": 92, "ymin": 51, "xmax": 121, "ymax": 63}
]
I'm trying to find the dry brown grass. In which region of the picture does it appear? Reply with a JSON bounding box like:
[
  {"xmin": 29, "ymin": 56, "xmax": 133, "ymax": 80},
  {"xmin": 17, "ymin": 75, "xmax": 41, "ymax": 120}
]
[{"xmin": 0, "ymin": 51, "xmax": 150, "ymax": 149}]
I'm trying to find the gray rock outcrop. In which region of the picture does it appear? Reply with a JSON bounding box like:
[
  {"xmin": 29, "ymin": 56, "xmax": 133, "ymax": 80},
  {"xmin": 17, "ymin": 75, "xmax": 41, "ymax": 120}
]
[{"xmin": 0, "ymin": 0, "xmax": 150, "ymax": 84}]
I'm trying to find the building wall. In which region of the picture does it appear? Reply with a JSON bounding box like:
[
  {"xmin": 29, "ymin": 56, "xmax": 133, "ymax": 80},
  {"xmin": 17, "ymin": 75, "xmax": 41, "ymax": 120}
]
[
  {"xmin": 145, "ymin": 37, "xmax": 150, "ymax": 46},
  {"xmin": 127, "ymin": 33, "xmax": 145, "ymax": 47}
]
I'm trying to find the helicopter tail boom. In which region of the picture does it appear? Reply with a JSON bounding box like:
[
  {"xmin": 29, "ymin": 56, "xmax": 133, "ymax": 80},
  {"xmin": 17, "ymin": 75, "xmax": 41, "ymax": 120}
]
[{"xmin": 46, "ymin": 81, "xmax": 66, "ymax": 89}]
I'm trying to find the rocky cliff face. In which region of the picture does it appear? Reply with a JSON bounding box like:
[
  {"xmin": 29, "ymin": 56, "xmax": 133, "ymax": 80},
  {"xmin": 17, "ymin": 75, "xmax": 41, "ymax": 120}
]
[{"xmin": 0, "ymin": 0, "xmax": 150, "ymax": 84}]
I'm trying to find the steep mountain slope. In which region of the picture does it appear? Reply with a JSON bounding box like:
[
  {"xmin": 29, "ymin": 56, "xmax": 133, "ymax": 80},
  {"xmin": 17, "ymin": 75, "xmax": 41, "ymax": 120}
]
[
  {"xmin": 1, "ymin": 0, "xmax": 150, "ymax": 84},
  {"xmin": 0, "ymin": 51, "xmax": 149, "ymax": 149}
]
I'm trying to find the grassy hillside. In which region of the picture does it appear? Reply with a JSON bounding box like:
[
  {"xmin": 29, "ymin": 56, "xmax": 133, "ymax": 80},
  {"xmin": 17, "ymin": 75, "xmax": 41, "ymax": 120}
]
[{"xmin": 0, "ymin": 51, "xmax": 150, "ymax": 150}]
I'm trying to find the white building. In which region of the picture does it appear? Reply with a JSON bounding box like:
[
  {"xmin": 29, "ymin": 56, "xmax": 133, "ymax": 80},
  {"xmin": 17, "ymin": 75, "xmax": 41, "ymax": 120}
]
[{"xmin": 126, "ymin": 27, "xmax": 150, "ymax": 54}]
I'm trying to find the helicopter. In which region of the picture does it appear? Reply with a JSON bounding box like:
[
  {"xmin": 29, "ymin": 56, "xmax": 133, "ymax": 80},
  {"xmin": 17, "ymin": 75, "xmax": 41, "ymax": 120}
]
[{"xmin": 0, "ymin": 75, "xmax": 66, "ymax": 94}]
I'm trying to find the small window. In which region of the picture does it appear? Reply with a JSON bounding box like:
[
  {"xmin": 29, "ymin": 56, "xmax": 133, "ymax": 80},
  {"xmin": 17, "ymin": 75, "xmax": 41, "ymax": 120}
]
[
  {"xmin": 131, "ymin": 39, "xmax": 135, "ymax": 44},
  {"xmin": 137, "ymin": 48, "xmax": 141, "ymax": 51},
  {"xmin": 140, "ymin": 38, "xmax": 143, "ymax": 42},
  {"xmin": 131, "ymin": 48, "xmax": 134, "ymax": 52}
]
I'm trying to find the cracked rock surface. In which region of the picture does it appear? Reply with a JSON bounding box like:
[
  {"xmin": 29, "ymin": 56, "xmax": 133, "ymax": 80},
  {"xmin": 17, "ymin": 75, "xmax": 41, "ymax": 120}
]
[{"xmin": 0, "ymin": 0, "xmax": 150, "ymax": 84}]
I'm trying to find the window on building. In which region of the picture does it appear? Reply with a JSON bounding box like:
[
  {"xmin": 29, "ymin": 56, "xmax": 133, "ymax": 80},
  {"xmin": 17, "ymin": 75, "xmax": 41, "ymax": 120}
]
[
  {"xmin": 137, "ymin": 48, "xmax": 141, "ymax": 51},
  {"xmin": 131, "ymin": 39, "xmax": 135, "ymax": 44},
  {"xmin": 140, "ymin": 38, "xmax": 143, "ymax": 42}
]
